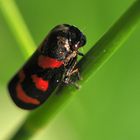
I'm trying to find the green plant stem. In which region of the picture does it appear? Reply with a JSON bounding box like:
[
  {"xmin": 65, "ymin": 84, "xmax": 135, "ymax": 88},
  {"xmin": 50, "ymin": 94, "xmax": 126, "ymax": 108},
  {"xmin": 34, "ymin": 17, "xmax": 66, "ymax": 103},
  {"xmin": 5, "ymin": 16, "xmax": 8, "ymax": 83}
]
[
  {"xmin": 6, "ymin": 0, "xmax": 140, "ymax": 139},
  {"xmin": 0, "ymin": 0, "xmax": 36, "ymax": 58}
]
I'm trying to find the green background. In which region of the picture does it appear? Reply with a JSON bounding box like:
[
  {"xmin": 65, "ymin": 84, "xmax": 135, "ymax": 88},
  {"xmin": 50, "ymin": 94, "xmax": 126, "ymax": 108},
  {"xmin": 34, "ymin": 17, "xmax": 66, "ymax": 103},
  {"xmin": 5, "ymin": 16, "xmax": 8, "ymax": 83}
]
[{"xmin": 0, "ymin": 0, "xmax": 140, "ymax": 139}]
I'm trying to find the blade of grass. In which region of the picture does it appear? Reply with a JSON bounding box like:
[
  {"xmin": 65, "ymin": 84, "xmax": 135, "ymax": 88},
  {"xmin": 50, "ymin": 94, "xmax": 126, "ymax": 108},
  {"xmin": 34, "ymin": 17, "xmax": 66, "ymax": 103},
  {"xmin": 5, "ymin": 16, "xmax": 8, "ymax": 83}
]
[
  {"xmin": 0, "ymin": 0, "xmax": 36, "ymax": 59},
  {"xmin": 2, "ymin": 0, "xmax": 140, "ymax": 139}
]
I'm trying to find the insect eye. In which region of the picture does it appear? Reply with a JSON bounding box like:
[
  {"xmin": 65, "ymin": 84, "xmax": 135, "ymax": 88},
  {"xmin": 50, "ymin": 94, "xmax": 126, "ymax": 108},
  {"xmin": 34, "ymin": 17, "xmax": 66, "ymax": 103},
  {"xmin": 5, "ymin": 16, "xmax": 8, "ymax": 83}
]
[{"xmin": 79, "ymin": 34, "xmax": 86, "ymax": 47}]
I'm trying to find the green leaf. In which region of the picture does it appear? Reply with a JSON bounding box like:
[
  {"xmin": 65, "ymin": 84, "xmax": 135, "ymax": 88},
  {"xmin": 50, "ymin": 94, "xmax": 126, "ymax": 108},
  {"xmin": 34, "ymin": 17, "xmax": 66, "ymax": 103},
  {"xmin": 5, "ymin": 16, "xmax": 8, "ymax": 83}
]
[{"xmin": 1, "ymin": 0, "xmax": 140, "ymax": 139}]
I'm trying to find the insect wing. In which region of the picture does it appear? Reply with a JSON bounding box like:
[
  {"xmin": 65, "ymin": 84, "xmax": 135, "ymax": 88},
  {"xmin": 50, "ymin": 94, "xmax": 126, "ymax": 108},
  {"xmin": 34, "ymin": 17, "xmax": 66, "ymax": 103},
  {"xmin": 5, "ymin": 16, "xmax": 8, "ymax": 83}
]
[{"xmin": 8, "ymin": 51, "xmax": 64, "ymax": 110}]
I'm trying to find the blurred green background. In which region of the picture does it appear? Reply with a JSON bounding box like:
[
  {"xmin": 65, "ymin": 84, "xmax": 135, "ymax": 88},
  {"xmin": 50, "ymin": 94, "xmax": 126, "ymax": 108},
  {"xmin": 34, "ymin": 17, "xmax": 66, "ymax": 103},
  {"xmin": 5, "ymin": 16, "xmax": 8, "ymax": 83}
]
[{"xmin": 0, "ymin": 0, "xmax": 140, "ymax": 139}]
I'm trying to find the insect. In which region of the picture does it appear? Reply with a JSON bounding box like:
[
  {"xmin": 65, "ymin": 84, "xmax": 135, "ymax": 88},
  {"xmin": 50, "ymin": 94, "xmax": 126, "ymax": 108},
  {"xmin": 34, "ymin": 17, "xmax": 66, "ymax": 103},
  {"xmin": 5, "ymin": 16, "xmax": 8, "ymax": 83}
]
[{"xmin": 8, "ymin": 24, "xmax": 86, "ymax": 110}]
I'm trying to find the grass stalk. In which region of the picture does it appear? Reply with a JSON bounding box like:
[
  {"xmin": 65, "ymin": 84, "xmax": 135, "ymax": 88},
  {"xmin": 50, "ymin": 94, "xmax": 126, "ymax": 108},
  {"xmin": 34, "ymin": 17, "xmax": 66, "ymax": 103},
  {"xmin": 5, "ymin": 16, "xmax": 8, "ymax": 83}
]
[
  {"xmin": 1, "ymin": 0, "xmax": 140, "ymax": 139},
  {"xmin": 0, "ymin": 0, "xmax": 36, "ymax": 58}
]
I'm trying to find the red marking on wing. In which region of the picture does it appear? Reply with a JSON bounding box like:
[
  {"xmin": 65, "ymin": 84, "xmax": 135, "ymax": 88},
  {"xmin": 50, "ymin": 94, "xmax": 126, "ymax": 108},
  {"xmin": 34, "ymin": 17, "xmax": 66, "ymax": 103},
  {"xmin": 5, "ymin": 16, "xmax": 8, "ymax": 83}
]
[
  {"xmin": 16, "ymin": 83, "xmax": 40, "ymax": 105},
  {"xmin": 38, "ymin": 55, "xmax": 63, "ymax": 69},
  {"xmin": 16, "ymin": 71, "xmax": 40, "ymax": 105},
  {"xmin": 32, "ymin": 74, "xmax": 49, "ymax": 92}
]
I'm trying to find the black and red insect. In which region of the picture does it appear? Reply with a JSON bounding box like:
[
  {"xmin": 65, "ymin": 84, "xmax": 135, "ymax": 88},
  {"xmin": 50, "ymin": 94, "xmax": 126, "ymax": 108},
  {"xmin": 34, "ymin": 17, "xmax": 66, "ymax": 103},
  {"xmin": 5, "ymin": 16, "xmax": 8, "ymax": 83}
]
[{"xmin": 8, "ymin": 24, "xmax": 86, "ymax": 110}]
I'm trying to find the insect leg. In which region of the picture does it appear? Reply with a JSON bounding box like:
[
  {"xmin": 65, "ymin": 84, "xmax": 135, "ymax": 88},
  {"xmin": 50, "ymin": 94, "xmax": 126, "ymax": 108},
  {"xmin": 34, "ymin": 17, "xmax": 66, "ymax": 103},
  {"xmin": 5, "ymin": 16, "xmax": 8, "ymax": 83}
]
[{"xmin": 63, "ymin": 56, "xmax": 82, "ymax": 89}]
